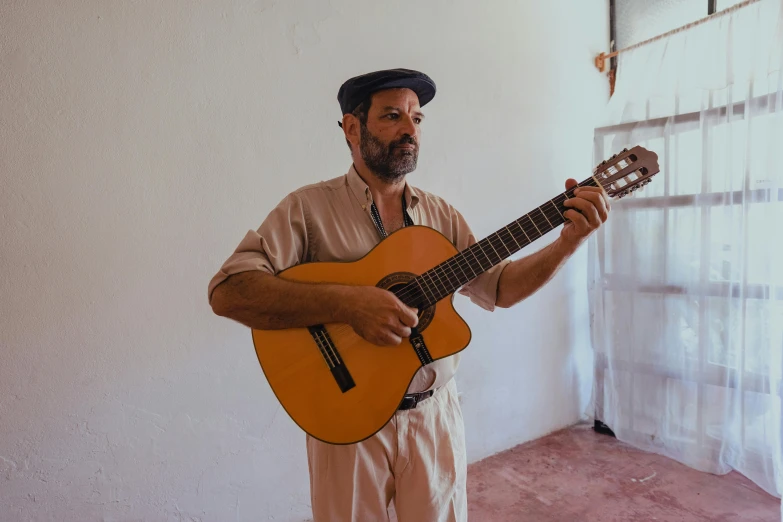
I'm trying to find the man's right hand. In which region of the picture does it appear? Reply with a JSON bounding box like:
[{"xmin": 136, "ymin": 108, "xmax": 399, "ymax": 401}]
[{"xmin": 338, "ymin": 286, "xmax": 419, "ymax": 346}]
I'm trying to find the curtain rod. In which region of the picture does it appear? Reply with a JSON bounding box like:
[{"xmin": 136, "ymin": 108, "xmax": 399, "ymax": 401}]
[{"xmin": 594, "ymin": 0, "xmax": 761, "ymax": 72}]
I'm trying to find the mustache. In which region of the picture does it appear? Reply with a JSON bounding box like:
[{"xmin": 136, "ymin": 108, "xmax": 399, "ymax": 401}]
[{"xmin": 391, "ymin": 135, "xmax": 417, "ymax": 148}]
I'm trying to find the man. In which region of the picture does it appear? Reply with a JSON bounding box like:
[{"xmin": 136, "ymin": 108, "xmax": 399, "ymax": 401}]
[{"xmin": 208, "ymin": 68, "xmax": 609, "ymax": 522}]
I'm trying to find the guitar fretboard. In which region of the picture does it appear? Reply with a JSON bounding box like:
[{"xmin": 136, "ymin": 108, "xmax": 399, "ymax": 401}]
[{"xmin": 397, "ymin": 177, "xmax": 599, "ymax": 309}]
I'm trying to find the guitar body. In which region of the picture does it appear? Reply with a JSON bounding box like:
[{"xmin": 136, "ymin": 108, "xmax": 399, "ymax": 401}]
[{"xmin": 251, "ymin": 226, "xmax": 472, "ymax": 445}]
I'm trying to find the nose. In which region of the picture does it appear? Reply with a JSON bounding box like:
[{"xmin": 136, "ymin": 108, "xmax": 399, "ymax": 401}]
[{"xmin": 400, "ymin": 114, "xmax": 418, "ymax": 139}]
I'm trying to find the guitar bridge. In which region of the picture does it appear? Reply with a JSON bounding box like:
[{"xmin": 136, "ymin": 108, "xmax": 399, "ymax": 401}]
[{"xmin": 308, "ymin": 325, "xmax": 356, "ymax": 393}]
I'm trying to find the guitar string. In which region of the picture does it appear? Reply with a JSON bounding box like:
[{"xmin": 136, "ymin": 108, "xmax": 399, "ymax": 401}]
[
  {"xmin": 322, "ymin": 181, "xmax": 591, "ymax": 339},
  {"xmin": 311, "ymin": 327, "xmax": 337, "ymax": 369},
  {"xmin": 324, "ymin": 164, "xmax": 635, "ymax": 338},
  {"xmin": 351, "ymin": 157, "xmax": 637, "ymax": 325},
  {"xmin": 403, "ymin": 170, "xmax": 628, "ymax": 303},
  {"xmin": 386, "ymin": 181, "xmax": 590, "ymax": 303},
  {"xmin": 321, "ymin": 213, "xmax": 558, "ymax": 338},
  {"xmin": 321, "ymin": 219, "xmax": 561, "ymax": 338},
  {"xmin": 315, "ymin": 327, "xmax": 341, "ymax": 369}
]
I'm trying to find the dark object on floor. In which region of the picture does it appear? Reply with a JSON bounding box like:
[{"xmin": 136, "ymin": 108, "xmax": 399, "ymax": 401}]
[{"xmin": 593, "ymin": 419, "xmax": 616, "ymax": 437}]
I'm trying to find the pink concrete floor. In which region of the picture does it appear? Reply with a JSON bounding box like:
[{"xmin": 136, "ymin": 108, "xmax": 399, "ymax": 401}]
[{"xmin": 467, "ymin": 423, "xmax": 779, "ymax": 521}]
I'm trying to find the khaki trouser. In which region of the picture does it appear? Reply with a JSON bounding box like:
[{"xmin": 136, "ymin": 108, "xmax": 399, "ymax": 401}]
[{"xmin": 306, "ymin": 379, "xmax": 467, "ymax": 522}]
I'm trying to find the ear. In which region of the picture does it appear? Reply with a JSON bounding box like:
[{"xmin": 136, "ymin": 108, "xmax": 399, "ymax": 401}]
[{"xmin": 342, "ymin": 113, "xmax": 361, "ymax": 150}]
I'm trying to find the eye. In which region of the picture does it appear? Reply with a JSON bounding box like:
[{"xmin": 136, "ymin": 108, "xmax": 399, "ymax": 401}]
[
  {"xmin": 386, "ymin": 113, "xmax": 400, "ymax": 120},
  {"xmin": 414, "ymin": 117, "xmax": 422, "ymax": 124}
]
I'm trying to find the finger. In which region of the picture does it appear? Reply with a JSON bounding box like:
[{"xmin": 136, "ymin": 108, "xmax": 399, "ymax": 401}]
[
  {"xmin": 564, "ymin": 197, "xmax": 601, "ymax": 227},
  {"xmin": 592, "ymin": 186, "xmax": 612, "ymax": 210},
  {"xmin": 389, "ymin": 322, "xmax": 412, "ymax": 339},
  {"xmin": 565, "ymin": 178, "xmax": 578, "ymax": 191},
  {"xmin": 398, "ymin": 306, "xmax": 419, "ymax": 328},
  {"xmin": 576, "ymin": 186, "xmax": 612, "ymax": 211},
  {"xmin": 573, "ymin": 189, "xmax": 609, "ymax": 222},
  {"xmin": 563, "ymin": 209, "xmax": 589, "ymax": 231},
  {"xmin": 377, "ymin": 331, "xmax": 402, "ymax": 346}
]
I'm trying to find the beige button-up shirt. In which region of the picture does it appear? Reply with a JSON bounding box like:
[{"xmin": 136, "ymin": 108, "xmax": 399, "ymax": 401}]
[{"xmin": 208, "ymin": 165, "xmax": 509, "ymax": 392}]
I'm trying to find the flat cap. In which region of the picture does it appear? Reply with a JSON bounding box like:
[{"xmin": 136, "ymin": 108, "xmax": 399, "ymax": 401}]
[{"xmin": 337, "ymin": 68, "xmax": 436, "ymax": 117}]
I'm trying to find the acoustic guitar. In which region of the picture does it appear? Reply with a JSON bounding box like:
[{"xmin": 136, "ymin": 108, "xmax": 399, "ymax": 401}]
[{"xmin": 251, "ymin": 146, "xmax": 659, "ymax": 444}]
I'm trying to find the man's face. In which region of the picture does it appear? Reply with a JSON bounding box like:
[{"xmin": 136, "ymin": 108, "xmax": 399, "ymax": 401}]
[{"xmin": 357, "ymin": 88, "xmax": 424, "ymax": 183}]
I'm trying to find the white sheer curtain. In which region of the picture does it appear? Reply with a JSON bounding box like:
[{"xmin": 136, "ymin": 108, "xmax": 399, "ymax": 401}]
[{"xmin": 588, "ymin": 0, "xmax": 783, "ymax": 513}]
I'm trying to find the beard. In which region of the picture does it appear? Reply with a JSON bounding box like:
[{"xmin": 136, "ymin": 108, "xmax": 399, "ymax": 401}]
[{"xmin": 359, "ymin": 124, "xmax": 418, "ymax": 183}]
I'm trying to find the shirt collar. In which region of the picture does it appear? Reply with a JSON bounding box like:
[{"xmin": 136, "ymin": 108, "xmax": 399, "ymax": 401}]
[{"xmin": 346, "ymin": 164, "xmax": 420, "ymax": 210}]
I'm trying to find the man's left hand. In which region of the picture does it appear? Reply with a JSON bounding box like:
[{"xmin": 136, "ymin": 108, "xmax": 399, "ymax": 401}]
[{"xmin": 560, "ymin": 178, "xmax": 610, "ymax": 249}]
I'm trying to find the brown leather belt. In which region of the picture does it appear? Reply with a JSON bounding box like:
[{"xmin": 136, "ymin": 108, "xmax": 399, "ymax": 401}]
[{"xmin": 397, "ymin": 389, "xmax": 435, "ymax": 411}]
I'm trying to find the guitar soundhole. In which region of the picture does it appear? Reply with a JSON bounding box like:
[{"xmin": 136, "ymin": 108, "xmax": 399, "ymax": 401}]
[{"xmin": 376, "ymin": 272, "xmax": 435, "ymax": 332}]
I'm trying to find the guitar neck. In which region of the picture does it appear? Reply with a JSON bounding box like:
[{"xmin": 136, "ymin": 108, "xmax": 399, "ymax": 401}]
[{"xmin": 399, "ymin": 176, "xmax": 599, "ymax": 309}]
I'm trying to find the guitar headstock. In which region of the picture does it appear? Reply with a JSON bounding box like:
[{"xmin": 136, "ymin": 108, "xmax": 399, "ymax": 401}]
[{"xmin": 593, "ymin": 146, "xmax": 660, "ymax": 199}]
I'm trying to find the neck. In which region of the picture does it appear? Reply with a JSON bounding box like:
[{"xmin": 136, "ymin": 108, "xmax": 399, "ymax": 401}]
[{"xmin": 353, "ymin": 162, "xmax": 406, "ymax": 206}]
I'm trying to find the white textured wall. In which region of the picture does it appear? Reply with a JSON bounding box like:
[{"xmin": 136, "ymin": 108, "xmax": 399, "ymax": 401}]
[{"xmin": 0, "ymin": 1, "xmax": 608, "ymax": 520}]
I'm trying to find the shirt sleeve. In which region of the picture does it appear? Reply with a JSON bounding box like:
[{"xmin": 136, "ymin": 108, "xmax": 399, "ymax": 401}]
[
  {"xmin": 446, "ymin": 206, "xmax": 510, "ymax": 312},
  {"xmin": 207, "ymin": 192, "xmax": 309, "ymax": 304}
]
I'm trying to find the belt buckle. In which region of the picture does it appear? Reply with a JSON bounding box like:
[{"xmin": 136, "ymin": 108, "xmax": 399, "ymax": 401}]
[
  {"xmin": 400, "ymin": 389, "xmax": 435, "ymax": 411},
  {"xmin": 402, "ymin": 394, "xmax": 419, "ymax": 409},
  {"xmin": 412, "ymin": 390, "xmax": 431, "ymax": 407}
]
